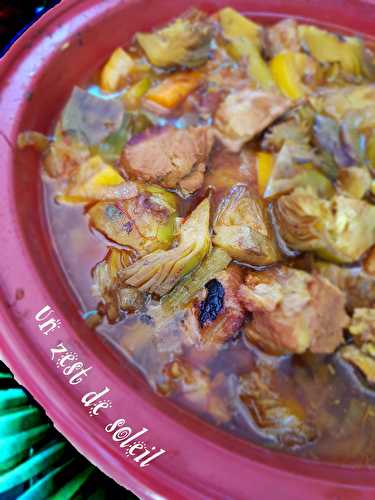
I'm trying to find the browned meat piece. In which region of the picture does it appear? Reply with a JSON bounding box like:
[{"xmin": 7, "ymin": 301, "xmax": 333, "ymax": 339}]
[
  {"xmin": 239, "ymin": 266, "xmax": 349, "ymax": 355},
  {"xmin": 204, "ymin": 144, "xmax": 258, "ymax": 211},
  {"xmin": 265, "ymin": 19, "xmax": 300, "ymax": 57},
  {"xmin": 197, "ymin": 265, "xmax": 245, "ymax": 346},
  {"xmin": 179, "ymin": 265, "xmax": 245, "ymax": 350},
  {"xmin": 205, "ymin": 46, "xmax": 250, "ymax": 93},
  {"xmin": 205, "ymin": 143, "xmax": 258, "ymax": 190},
  {"xmin": 349, "ymin": 308, "xmax": 375, "ymax": 343},
  {"xmin": 239, "ymin": 363, "xmax": 317, "ymax": 448},
  {"xmin": 214, "ymin": 89, "xmax": 292, "ymax": 152},
  {"xmin": 122, "ymin": 126, "xmax": 214, "ymax": 195},
  {"xmin": 314, "ymin": 261, "xmax": 375, "ymax": 311}
]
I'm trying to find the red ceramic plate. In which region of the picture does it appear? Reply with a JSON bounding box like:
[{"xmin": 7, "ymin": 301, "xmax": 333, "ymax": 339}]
[{"xmin": 1, "ymin": 1, "xmax": 375, "ymax": 498}]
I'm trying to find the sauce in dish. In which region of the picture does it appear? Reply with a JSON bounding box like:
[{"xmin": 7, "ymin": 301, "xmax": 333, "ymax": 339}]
[{"xmin": 19, "ymin": 7, "xmax": 375, "ymax": 464}]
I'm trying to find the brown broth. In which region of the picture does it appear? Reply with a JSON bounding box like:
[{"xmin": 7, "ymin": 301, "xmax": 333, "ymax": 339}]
[
  {"xmin": 43, "ymin": 13, "xmax": 375, "ymax": 466},
  {"xmin": 45, "ymin": 180, "xmax": 375, "ymax": 465}
]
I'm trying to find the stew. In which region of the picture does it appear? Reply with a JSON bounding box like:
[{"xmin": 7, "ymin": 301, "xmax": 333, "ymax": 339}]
[{"xmin": 19, "ymin": 8, "xmax": 375, "ymax": 464}]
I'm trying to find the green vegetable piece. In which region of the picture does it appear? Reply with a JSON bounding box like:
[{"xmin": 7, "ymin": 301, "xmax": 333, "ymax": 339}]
[
  {"xmin": 264, "ymin": 142, "xmax": 334, "ymax": 199},
  {"xmin": 137, "ymin": 10, "xmax": 213, "ymax": 68},
  {"xmin": 162, "ymin": 247, "xmax": 231, "ymax": 313},
  {"xmin": 122, "ymin": 198, "xmax": 211, "ymax": 296},
  {"xmin": 276, "ymin": 187, "xmax": 375, "ymax": 264},
  {"xmin": 93, "ymin": 115, "xmax": 131, "ymax": 163},
  {"xmin": 88, "ymin": 187, "xmax": 178, "ymax": 255},
  {"xmin": 337, "ymin": 166, "xmax": 371, "ymax": 199},
  {"xmin": 213, "ymin": 184, "xmax": 280, "ymax": 266}
]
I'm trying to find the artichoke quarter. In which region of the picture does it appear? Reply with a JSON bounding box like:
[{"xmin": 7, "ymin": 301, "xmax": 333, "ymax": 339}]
[
  {"xmin": 136, "ymin": 10, "xmax": 213, "ymax": 69},
  {"xmin": 121, "ymin": 198, "xmax": 211, "ymax": 296}
]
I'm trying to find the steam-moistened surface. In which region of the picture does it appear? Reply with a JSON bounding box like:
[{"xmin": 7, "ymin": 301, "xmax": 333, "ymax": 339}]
[{"xmin": 20, "ymin": 8, "xmax": 375, "ymax": 464}]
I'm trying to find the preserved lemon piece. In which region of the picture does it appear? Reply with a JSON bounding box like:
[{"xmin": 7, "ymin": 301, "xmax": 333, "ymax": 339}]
[
  {"xmin": 218, "ymin": 7, "xmax": 261, "ymax": 49},
  {"xmin": 226, "ymin": 36, "xmax": 275, "ymax": 90},
  {"xmin": 299, "ymin": 25, "xmax": 363, "ymax": 76},
  {"xmin": 122, "ymin": 198, "xmax": 211, "ymax": 296},
  {"xmin": 270, "ymin": 51, "xmax": 314, "ymax": 99},
  {"xmin": 256, "ymin": 152, "xmax": 274, "ymax": 196},
  {"xmin": 219, "ymin": 9, "xmax": 273, "ymax": 90},
  {"xmin": 246, "ymin": 40, "xmax": 275, "ymax": 90},
  {"xmin": 100, "ymin": 48, "xmax": 135, "ymax": 92},
  {"xmin": 60, "ymin": 156, "xmax": 137, "ymax": 204}
]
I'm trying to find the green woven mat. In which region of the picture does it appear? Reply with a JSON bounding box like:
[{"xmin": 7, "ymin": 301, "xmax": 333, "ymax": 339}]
[{"xmin": 0, "ymin": 361, "xmax": 135, "ymax": 499}]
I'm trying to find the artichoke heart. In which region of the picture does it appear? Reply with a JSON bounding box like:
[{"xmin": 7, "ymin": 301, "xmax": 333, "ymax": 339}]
[
  {"xmin": 264, "ymin": 142, "xmax": 334, "ymax": 199},
  {"xmin": 213, "ymin": 184, "xmax": 279, "ymax": 266},
  {"xmin": 310, "ymin": 85, "xmax": 375, "ymax": 121},
  {"xmin": 88, "ymin": 186, "xmax": 178, "ymax": 255},
  {"xmin": 93, "ymin": 248, "xmax": 145, "ymax": 322},
  {"xmin": 121, "ymin": 198, "xmax": 211, "ymax": 296},
  {"xmin": 275, "ymin": 187, "xmax": 375, "ymax": 263},
  {"xmin": 136, "ymin": 10, "xmax": 213, "ymax": 68}
]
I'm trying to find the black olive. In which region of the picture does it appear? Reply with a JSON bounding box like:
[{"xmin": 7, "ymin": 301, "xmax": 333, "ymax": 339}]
[{"xmin": 199, "ymin": 279, "xmax": 225, "ymax": 327}]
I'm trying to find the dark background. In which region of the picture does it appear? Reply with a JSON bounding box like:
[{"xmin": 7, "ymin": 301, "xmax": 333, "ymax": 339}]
[{"xmin": 0, "ymin": 0, "xmax": 61, "ymax": 56}]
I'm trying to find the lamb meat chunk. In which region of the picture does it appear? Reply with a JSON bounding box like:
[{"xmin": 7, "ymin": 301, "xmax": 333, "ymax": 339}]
[
  {"xmin": 179, "ymin": 265, "xmax": 245, "ymax": 350},
  {"xmin": 205, "ymin": 143, "xmax": 258, "ymax": 191},
  {"xmin": 214, "ymin": 89, "xmax": 292, "ymax": 153},
  {"xmin": 239, "ymin": 266, "xmax": 349, "ymax": 355},
  {"xmin": 122, "ymin": 126, "xmax": 214, "ymax": 196},
  {"xmin": 197, "ymin": 265, "xmax": 245, "ymax": 346},
  {"xmin": 314, "ymin": 261, "xmax": 375, "ymax": 311}
]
